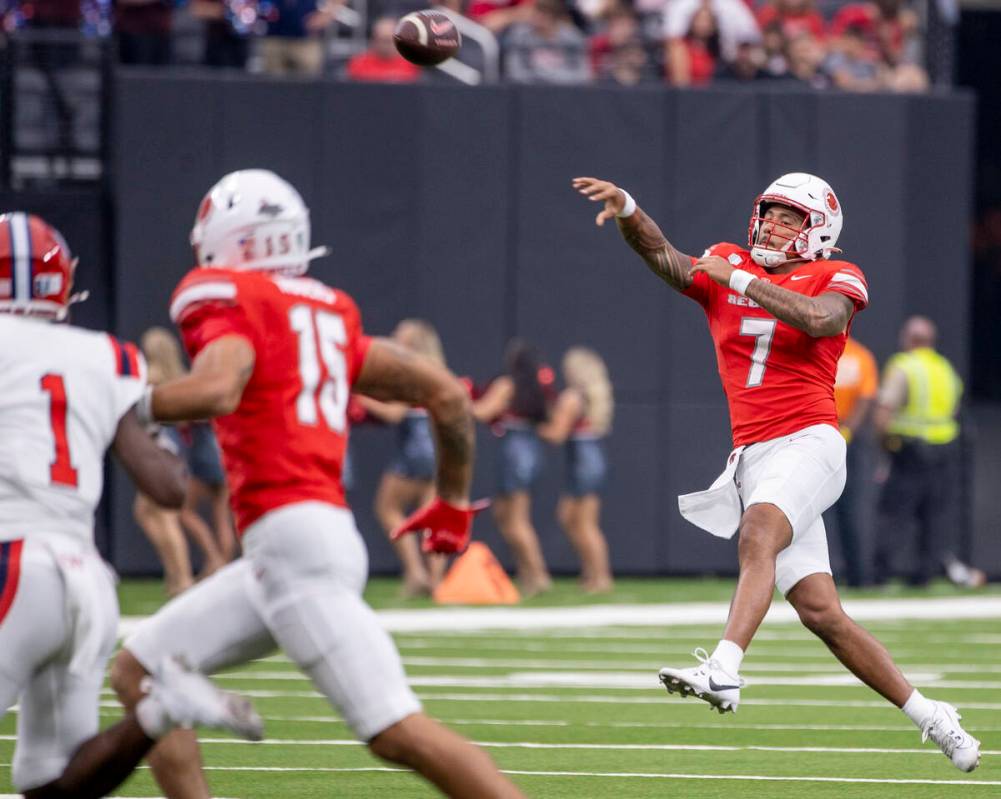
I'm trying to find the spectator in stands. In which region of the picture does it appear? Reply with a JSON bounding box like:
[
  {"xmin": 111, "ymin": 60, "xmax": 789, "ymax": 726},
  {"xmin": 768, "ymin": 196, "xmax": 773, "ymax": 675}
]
[
  {"xmin": 782, "ymin": 30, "xmax": 829, "ymax": 87},
  {"xmin": 191, "ymin": 0, "xmax": 251, "ymax": 69},
  {"xmin": 346, "ymin": 15, "xmax": 422, "ymax": 82},
  {"xmin": 115, "ymin": 0, "xmax": 173, "ymax": 65},
  {"xmin": 539, "ymin": 347, "xmax": 615, "ymax": 594},
  {"xmin": 504, "ymin": 0, "xmax": 592, "ymax": 85},
  {"xmin": 598, "ymin": 36, "xmax": 656, "ymax": 85},
  {"xmin": 756, "ymin": 0, "xmax": 825, "ymax": 42},
  {"xmin": 589, "ymin": 3, "xmax": 639, "ymax": 77},
  {"xmin": 761, "ymin": 21, "xmax": 790, "ymax": 76},
  {"xmin": 473, "ymin": 339, "xmax": 554, "ymax": 596},
  {"xmin": 829, "ymin": 0, "xmax": 921, "ymax": 69},
  {"xmin": 715, "ymin": 39, "xmax": 772, "ymax": 81},
  {"xmin": 467, "ymin": 0, "xmax": 533, "ymax": 35},
  {"xmin": 663, "ymin": 0, "xmax": 759, "ymax": 63},
  {"xmin": 824, "ymin": 21, "xmax": 882, "ymax": 91},
  {"xmin": 260, "ymin": 0, "xmax": 336, "ymax": 76},
  {"xmin": 666, "ymin": 3, "xmax": 719, "ymax": 86}
]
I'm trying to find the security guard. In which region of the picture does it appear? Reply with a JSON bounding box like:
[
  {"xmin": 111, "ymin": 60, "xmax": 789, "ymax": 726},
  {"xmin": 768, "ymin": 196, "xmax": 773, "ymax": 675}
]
[{"xmin": 872, "ymin": 316, "xmax": 981, "ymax": 586}]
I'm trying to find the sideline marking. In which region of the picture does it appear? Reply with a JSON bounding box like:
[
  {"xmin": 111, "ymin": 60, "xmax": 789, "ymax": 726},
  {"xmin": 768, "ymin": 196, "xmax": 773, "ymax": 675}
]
[{"xmin": 118, "ymin": 595, "xmax": 1001, "ymax": 637}]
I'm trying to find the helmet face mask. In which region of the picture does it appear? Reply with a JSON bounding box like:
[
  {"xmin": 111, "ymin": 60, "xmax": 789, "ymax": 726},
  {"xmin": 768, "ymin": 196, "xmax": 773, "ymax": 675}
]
[
  {"xmin": 190, "ymin": 169, "xmax": 329, "ymax": 275},
  {"xmin": 748, "ymin": 173, "xmax": 843, "ymax": 268},
  {"xmin": 0, "ymin": 213, "xmax": 79, "ymax": 321}
]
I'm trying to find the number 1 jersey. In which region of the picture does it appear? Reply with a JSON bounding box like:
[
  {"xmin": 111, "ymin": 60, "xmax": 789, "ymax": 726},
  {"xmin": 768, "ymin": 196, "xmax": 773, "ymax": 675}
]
[
  {"xmin": 0, "ymin": 316, "xmax": 146, "ymax": 545},
  {"xmin": 684, "ymin": 243, "xmax": 869, "ymax": 447},
  {"xmin": 169, "ymin": 268, "xmax": 371, "ymax": 533}
]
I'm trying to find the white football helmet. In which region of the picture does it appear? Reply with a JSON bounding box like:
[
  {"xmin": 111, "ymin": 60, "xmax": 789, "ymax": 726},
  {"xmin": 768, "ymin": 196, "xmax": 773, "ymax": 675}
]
[
  {"xmin": 748, "ymin": 172, "xmax": 843, "ymax": 268},
  {"xmin": 190, "ymin": 169, "xmax": 329, "ymax": 274}
]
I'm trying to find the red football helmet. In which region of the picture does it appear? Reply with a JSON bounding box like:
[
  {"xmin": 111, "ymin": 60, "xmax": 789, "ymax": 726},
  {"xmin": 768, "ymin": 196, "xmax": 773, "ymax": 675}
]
[{"xmin": 0, "ymin": 212, "xmax": 78, "ymax": 319}]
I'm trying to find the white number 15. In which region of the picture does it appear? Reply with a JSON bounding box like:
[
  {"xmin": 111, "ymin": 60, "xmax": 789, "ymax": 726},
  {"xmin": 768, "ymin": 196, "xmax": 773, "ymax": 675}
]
[{"xmin": 289, "ymin": 304, "xmax": 348, "ymax": 431}]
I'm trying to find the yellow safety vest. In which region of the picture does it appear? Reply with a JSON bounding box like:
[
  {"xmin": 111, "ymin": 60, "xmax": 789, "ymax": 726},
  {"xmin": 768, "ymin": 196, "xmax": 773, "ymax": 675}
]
[{"xmin": 885, "ymin": 347, "xmax": 963, "ymax": 445}]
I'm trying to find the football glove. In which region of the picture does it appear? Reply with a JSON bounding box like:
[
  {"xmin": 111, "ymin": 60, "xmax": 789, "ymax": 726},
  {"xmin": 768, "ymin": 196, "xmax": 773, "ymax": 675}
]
[{"xmin": 391, "ymin": 498, "xmax": 490, "ymax": 554}]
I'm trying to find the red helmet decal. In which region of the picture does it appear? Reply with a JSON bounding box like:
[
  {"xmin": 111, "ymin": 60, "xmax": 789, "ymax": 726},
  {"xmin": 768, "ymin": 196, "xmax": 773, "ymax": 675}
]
[
  {"xmin": 197, "ymin": 194, "xmax": 214, "ymax": 222},
  {"xmin": 825, "ymin": 190, "xmax": 839, "ymax": 214}
]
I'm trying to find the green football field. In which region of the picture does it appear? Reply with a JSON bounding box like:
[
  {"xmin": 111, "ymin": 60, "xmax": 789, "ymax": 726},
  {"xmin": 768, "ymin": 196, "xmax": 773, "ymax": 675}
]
[{"xmin": 2, "ymin": 578, "xmax": 999, "ymax": 798}]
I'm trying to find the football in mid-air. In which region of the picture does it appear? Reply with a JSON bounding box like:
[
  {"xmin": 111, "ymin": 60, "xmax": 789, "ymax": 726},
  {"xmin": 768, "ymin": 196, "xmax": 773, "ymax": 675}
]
[{"xmin": 393, "ymin": 10, "xmax": 461, "ymax": 66}]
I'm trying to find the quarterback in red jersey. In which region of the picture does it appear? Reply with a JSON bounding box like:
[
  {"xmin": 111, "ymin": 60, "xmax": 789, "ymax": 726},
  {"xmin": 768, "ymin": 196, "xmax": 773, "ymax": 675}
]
[
  {"xmin": 111, "ymin": 170, "xmax": 524, "ymax": 799},
  {"xmin": 574, "ymin": 172, "xmax": 980, "ymax": 772}
]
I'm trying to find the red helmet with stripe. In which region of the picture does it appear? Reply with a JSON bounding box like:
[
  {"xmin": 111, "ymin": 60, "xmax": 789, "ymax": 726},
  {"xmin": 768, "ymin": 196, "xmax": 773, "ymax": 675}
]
[{"xmin": 0, "ymin": 212, "xmax": 78, "ymax": 320}]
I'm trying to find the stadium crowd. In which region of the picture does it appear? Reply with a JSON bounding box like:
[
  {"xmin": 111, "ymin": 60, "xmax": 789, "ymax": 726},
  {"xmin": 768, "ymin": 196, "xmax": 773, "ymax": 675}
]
[{"xmin": 3, "ymin": 0, "xmax": 933, "ymax": 90}]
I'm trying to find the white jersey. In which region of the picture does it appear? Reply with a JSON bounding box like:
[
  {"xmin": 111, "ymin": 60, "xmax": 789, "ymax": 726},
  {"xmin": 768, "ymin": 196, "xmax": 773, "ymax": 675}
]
[{"xmin": 0, "ymin": 316, "xmax": 146, "ymax": 546}]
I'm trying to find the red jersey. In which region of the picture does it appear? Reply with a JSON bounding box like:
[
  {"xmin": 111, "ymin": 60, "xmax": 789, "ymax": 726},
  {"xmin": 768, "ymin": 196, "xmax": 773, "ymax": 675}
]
[
  {"xmin": 684, "ymin": 243, "xmax": 868, "ymax": 447},
  {"xmin": 169, "ymin": 268, "xmax": 371, "ymax": 533}
]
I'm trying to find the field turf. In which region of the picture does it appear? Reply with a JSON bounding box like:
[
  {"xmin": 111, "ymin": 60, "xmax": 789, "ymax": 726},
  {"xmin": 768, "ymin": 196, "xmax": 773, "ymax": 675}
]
[{"xmin": 2, "ymin": 577, "xmax": 999, "ymax": 798}]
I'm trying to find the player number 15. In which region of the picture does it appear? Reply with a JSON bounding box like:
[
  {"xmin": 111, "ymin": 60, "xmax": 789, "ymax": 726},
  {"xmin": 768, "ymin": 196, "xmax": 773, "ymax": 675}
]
[{"xmin": 289, "ymin": 304, "xmax": 348, "ymax": 432}]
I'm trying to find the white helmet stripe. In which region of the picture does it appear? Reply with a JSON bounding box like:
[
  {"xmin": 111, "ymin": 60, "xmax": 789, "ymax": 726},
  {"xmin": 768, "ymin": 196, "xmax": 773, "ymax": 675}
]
[{"xmin": 9, "ymin": 212, "xmax": 31, "ymax": 302}]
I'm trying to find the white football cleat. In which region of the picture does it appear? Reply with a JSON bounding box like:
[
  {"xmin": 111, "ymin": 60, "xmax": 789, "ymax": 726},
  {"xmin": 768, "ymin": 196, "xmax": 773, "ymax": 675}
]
[
  {"xmin": 920, "ymin": 701, "xmax": 981, "ymax": 772},
  {"xmin": 658, "ymin": 648, "xmax": 744, "ymax": 714},
  {"xmin": 142, "ymin": 656, "xmax": 264, "ymax": 741}
]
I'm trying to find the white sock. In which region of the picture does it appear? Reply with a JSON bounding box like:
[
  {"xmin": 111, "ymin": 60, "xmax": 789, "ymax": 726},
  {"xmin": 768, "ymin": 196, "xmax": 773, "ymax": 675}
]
[
  {"xmin": 711, "ymin": 639, "xmax": 744, "ymax": 676},
  {"xmin": 902, "ymin": 689, "xmax": 937, "ymax": 728},
  {"xmin": 136, "ymin": 693, "xmax": 173, "ymax": 740}
]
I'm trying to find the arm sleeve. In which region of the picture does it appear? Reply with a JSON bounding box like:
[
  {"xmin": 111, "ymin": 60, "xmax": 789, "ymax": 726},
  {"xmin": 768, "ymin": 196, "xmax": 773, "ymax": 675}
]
[{"xmin": 821, "ymin": 264, "xmax": 869, "ymax": 312}]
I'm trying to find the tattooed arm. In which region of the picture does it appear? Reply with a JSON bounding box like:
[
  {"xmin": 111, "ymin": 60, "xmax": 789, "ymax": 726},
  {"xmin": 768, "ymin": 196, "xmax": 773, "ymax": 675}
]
[
  {"xmin": 150, "ymin": 335, "xmax": 256, "ymax": 421},
  {"xmin": 690, "ymin": 253, "xmax": 855, "ymax": 337},
  {"xmin": 355, "ymin": 338, "xmax": 474, "ymax": 504},
  {"xmin": 744, "ymin": 282, "xmax": 854, "ymax": 338},
  {"xmin": 573, "ymin": 177, "xmax": 694, "ymax": 293}
]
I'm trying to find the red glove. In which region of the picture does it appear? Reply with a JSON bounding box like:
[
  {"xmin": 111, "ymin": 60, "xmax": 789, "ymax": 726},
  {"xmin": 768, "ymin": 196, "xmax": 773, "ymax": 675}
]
[{"xmin": 391, "ymin": 498, "xmax": 490, "ymax": 554}]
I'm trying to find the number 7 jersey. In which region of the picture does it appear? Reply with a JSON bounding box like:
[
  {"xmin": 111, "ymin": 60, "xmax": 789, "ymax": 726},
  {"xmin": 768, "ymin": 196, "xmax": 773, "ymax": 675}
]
[
  {"xmin": 684, "ymin": 243, "xmax": 869, "ymax": 448},
  {"xmin": 0, "ymin": 316, "xmax": 146, "ymax": 545},
  {"xmin": 169, "ymin": 267, "xmax": 372, "ymax": 533}
]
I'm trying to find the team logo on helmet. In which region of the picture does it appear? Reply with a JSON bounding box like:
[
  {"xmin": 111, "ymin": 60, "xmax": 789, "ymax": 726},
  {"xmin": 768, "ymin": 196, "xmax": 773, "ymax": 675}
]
[
  {"xmin": 825, "ymin": 190, "xmax": 840, "ymax": 215},
  {"xmin": 197, "ymin": 195, "xmax": 214, "ymax": 222}
]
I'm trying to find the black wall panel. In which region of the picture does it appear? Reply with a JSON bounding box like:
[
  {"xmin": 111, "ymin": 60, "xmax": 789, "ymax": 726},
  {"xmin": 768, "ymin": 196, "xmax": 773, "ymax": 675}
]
[{"xmin": 108, "ymin": 76, "xmax": 979, "ymax": 577}]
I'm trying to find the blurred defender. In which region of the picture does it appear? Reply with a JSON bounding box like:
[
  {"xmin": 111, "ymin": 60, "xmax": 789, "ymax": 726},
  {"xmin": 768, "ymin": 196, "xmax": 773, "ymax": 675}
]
[
  {"xmin": 574, "ymin": 173, "xmax": 980, "ymax": 772},
  {"xmin": 110, "ymin": 170, "xmax": 524, "ymax": 799},
  {"xmin": 0, "ymin": 213, "xmax": 261, "ymax": 799}
]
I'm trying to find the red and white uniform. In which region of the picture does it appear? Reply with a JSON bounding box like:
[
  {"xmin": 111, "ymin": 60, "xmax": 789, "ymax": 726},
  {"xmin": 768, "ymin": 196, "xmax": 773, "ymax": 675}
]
[
  {"xmin": 685, "ymin": 242, "xmax": 869, "ymax": 447},
  {"xmin": 169, "ymin": 267, "xmax": 371, "ymax": 532},
  {"xmin": 678, "ymin": 244, "xmax": 869, "ymax": 595},
  {"xmin": 127, "ymin": 266, "xmax": 421, "ymax": 742},
  {"xmin": 0, "ymin": 315, "xmax": 144, "ymax": 792}
]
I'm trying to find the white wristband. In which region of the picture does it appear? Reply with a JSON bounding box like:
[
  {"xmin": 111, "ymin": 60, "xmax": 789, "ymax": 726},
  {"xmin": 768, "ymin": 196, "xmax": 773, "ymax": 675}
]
[
  {"xmin": 135, "ymin": 385, "xmax": 155, "ymax": 429},
  {"xmin": 729, "ymin": 269, "xmax": 756, "ymax": 296},
  {"xmin": 616, "ymin": 189, "xmax": 637, "ymax": 218}
]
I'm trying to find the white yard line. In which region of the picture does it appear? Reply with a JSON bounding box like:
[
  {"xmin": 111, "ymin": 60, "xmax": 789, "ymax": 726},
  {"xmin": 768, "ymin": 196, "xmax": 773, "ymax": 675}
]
[
  {"xmin": 4, "ymin": 734, "xmax": 984, "ymax": 757},
  {"xmin": 5, "ymin": 764, "xmax": 996, "ymax": 788},
  {"xmin": 117, "ymin": 595, "xmax": 1001, "ymax": 638}
]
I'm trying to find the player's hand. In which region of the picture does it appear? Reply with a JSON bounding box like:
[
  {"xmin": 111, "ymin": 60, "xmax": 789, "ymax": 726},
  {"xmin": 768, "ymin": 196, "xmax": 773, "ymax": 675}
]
[
  {"xmin": 390, "ymin": 498, "xmax": 491, "ymax": 554},
  {"xmin": 572, "ymin": 177, "xmax": 626, "ymax": 226},
  {"xmin": 690, "ymin": 255, "xmax": 735, "ymax": 287}
]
